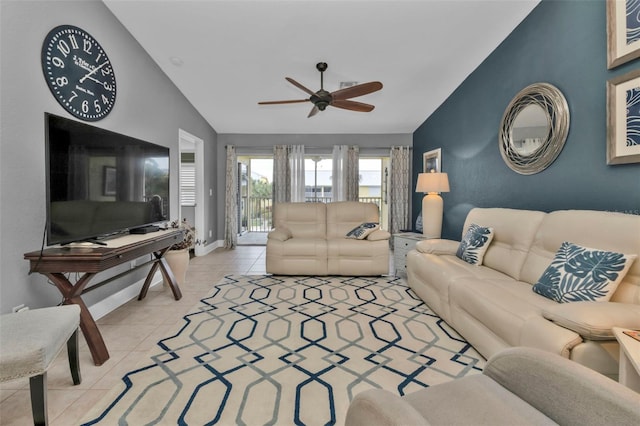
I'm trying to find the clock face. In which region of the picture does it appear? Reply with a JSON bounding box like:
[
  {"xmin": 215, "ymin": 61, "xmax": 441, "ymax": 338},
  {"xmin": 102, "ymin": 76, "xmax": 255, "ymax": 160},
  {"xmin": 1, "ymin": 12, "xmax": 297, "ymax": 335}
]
[{"xmin": 42, "ymin": 25, "xmax": 116, "ymax": 121}]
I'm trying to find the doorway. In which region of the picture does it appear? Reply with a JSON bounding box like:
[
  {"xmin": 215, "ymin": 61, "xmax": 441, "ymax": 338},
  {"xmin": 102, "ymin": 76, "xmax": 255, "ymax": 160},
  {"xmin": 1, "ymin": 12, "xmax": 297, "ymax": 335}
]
[
  {"xmin": 236, "ymin": 156, "xmax": 273, "ymax": 245},
  {"xmin": 178, "ymin": 129, "xmax": 206, "ymax": 255}
]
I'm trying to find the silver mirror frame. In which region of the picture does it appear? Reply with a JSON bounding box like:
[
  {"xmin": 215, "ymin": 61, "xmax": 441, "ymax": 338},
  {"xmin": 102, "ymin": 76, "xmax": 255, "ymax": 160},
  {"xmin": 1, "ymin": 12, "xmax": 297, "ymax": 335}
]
[{"xmin": 499, "ymin": 83, "xmax": 570, "ymax": 175}]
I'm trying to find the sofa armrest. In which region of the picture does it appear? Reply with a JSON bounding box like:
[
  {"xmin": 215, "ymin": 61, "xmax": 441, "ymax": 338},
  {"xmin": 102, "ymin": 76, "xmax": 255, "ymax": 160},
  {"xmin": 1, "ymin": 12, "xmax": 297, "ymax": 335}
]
[
  {"xmin": 267, "ymin": 228, "xmax": 291, "ymax": 242},
  {"xmin": 542, "ymin": 302, "xmax": 640, "ymax": 340},
  {"xmin": 345, "ymin": 389, "xmax": 429, "ymax": 426},
  {"xmin": 484, "ymin": 347, "xmax": 640, "ymax": 425},
  {"xmin": 414, "ymin": 239, "xmax": 459, "ymax": 255},
  {"xmin": 367, "ymin": 229, "xmax": 391, "ymax": 241}
]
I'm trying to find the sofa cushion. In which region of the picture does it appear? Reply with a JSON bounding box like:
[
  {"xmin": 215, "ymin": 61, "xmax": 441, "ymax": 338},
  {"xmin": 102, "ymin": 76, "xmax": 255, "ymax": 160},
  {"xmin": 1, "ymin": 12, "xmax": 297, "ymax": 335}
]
[
  {"xmin": 326, "ymin": 202, "xmax": 380, "ymax": 239},
  {"xmin": 345, "ymin": 222, "xmax": 379, "ymax": 239},
  {"xmin": 520, "ymin": 210, "xmax": 640, "ymax": 305},
  {"xmin": 532, "ymin": 242, "xmax": 636, "ymax": 303},
  {"xmin": 542, "ymin": 302, "xmax": 640, "ymax": 340},
  {"xmin": 463, "ymin": 208, "xmax": 546, "ymax": 280},
  {"xmin": 456, "ymin": 223, "xmax": 494, "ymax": 265},
  {"xmin": 272, "ymin": 202, "xmax": 327, "ymax": 239}
]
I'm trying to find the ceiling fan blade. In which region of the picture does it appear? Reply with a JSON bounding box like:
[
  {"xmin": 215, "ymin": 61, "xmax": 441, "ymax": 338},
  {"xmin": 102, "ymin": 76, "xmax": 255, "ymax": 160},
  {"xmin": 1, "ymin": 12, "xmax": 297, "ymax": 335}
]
[
  {"xmin": 331, "ymin": 81, "xmax": 383, "ymax": 101},
  {"xmin": 331, "ymin": 99, "xmax": 375, "ymax": 113},
  {"xmin": 286, "ymin": 77, "xmax": 316, "ymax": 97},
  {"xmin": 258, "ymin": 99, "xmax": 309, "ymax": 105},
  {"xmin": 307, "ymin": 105, "xmax": 320, "ymax": 118}
]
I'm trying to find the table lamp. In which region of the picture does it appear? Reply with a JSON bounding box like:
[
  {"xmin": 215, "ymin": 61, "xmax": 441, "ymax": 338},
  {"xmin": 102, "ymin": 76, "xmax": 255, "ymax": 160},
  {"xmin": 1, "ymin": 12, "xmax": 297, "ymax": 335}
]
[{"xmin": 416, "ymin": 171, "xmax": 450, "ymax": 238}]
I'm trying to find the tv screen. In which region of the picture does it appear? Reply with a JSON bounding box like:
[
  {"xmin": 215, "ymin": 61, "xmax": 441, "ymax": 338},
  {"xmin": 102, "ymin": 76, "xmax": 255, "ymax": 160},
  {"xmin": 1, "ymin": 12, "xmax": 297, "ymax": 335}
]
[{"xmin": 45, "ymin": 113, "xmax": 170, "ymax": 245}]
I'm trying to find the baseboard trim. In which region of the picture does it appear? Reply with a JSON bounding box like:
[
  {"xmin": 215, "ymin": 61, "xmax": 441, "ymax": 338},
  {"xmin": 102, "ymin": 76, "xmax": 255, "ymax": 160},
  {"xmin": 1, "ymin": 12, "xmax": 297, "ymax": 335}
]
[
  {"xmin": 195, "ymin": 239, "xmax": 222, "ymax": 256},
  {"xmin": 88, "ymin": 239, "xmax": 223, "ymax": 320},
  {"xmin": 88, "ymin": 271, "xmax": 162, "ymax": 321}
]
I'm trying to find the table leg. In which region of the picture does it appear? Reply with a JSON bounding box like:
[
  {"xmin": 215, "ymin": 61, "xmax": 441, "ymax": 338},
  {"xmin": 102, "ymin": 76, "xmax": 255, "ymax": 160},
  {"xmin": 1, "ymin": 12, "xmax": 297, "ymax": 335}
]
[
  {"xmin": 138, "ymin": 247, "xmax": 182, "ymax": 301},
  {"xmin": 47, "ymin": 273, "xmax": 110, "ymax": 366}
]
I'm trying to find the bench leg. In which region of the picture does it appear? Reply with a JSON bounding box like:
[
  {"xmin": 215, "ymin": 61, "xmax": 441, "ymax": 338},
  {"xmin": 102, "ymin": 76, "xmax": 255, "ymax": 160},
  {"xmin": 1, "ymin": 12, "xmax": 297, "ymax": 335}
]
[
  {"xmin": 29, "ymin": 373, "xmax": 47, "ymax": 426},
  {"xmin": 67, "ymin": 329, "xmax": 81, "ymax": 385}
]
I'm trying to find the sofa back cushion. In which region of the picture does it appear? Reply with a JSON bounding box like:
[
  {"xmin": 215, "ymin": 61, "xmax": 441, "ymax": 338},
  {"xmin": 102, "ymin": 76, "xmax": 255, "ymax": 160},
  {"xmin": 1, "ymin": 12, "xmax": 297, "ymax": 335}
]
[
  {"xmin": 272, "ymin": 202, "xmax": 326, "ymax": 239},
  {"xmin": 520, "ymin": 210, "xmax": 640, "ymax": 304},
  {"xmin": 463, "ymin": 208, "xmax": 546, "ymax": 280},
  {"xmin": 326, "ymin": 202, "xmax": 380, "ymax": 239}
]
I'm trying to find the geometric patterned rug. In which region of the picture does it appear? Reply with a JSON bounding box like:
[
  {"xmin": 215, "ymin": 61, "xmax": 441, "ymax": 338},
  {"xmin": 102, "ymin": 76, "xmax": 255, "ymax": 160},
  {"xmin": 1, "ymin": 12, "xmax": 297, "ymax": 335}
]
[{"xmin": 81, "ymin": 275, "xmax": 485, "ymax": 425}]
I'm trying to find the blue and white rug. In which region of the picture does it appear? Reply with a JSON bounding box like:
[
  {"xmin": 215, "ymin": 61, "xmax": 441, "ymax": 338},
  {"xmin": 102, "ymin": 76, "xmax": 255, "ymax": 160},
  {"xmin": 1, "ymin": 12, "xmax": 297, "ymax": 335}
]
[{"xmin": 82, "ymin": 275, "xmax": 485, "ymax": 425}]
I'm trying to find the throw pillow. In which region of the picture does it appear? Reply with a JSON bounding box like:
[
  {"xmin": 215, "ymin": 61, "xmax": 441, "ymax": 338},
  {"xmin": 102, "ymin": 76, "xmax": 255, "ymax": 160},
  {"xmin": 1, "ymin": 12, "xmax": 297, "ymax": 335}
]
[
  {"xmin": 456, "ymin": 223, "xmax": 494, "ymax": 265},
  {"xmin": 345, "ymin": 222, "xmax": 379, "ymax": 240},
  {"xmin": 532, "ymin": 242, "xmax": 636, "ymax": 303}
]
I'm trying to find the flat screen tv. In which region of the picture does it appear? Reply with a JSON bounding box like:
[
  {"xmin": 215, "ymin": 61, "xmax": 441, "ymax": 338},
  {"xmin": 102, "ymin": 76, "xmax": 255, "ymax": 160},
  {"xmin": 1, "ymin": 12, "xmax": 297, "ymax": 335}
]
[{"xmin": 45, "ymin": 113, "xmax": 170, "ymax": 245}]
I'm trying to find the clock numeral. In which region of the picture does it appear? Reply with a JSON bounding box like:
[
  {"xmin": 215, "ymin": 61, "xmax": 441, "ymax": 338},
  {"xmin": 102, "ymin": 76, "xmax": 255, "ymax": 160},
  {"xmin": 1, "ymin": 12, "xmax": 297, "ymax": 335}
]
[
  {"xmin": 103, "ymin": 82, "xmax": 114, "ymax": 91},
  {"xmin": 83, "ymin": 39, "xmax": 93, "ymax": 54},
  {"xmin": 68, "ymin": 34, "xmax": 79, "ymax": 50},
  {"xmin": 52, "ymin": 57, "xmax": 64, "ymax": 68},
  {"xmin": 82, "ymin": 100, "xmax": 89, "ymax": 113},
  {"xmin": 101, "ymin": 66, "xmax": 112, "ymax": 76},
  {"xmin": 69, "ymin": 91, "xmax": 79, "ymax": 102},
  {"xmin": 94, "ymin": 99, "xmax": 102, "ymax": 113},
  {"xmin": 57, "ymin": 40, "xmax": 71, "ymax": 58},
  {"xmin": 101, "ymin": 94, "xmax": 109, "ymax": 104},
  {"xmin": 55, "ymin": 76, "xmax": 69, "ymax": 87},
  {"xmin": 95, "ymin": 53, "xmax": 103, "ymax": 63}
]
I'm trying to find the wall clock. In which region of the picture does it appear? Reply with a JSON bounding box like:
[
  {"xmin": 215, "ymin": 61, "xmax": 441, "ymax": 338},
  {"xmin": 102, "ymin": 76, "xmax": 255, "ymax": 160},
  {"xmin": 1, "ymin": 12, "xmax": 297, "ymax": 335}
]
[{"xmin": 41, "ymin": 25, "xmax": 116, "ymax": 121}]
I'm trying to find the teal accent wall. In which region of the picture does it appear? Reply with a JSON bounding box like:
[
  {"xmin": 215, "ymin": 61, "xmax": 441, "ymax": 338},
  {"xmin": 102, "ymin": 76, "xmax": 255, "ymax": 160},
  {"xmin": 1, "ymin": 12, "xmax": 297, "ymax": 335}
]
[{"xmin": 413, "ymin": 0, "xmax": 640, "ymax": 240}]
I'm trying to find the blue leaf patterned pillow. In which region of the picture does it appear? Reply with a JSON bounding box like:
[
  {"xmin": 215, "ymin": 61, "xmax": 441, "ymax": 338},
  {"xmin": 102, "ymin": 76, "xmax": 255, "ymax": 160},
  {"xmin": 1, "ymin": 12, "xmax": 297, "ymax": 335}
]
[
  {"xmin": 532, "ymin": 242, "xmax": 637, "ymax": 303},
  {"xmin": 345, "ymin": 222, "xmax": 379, "ymax": 240},
  {"xmin": 456, "ymin": 223, "xmax": 494, "ymax": 265}
]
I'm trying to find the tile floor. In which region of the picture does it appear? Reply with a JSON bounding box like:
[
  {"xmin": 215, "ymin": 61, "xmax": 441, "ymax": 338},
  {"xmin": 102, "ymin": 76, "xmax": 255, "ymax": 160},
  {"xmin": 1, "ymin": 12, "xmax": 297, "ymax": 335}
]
[{"xmin": 0, "ymin": 246, "xmax": 394, "ymax": 425}]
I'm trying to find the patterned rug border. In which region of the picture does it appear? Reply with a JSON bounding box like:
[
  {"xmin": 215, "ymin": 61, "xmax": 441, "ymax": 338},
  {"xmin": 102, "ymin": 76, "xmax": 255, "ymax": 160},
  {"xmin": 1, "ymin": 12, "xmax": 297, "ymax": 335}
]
[{"xmin": 82, "ymin": 275, "xmax": 485, "ymax": 425}]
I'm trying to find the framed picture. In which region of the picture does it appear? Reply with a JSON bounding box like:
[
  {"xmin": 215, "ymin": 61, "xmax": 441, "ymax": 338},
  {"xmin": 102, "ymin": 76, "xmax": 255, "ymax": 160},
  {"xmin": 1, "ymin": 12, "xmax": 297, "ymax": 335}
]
[
  {"xmin": 103, "ymin": 166, "xmax": 116, "ymax": 196},
  {"xmin": 607, "ymin": 68, "xmax": 640, "ymax": 164},
  {"xmin": 607, "ymin": 0, "xmax": 640, "ymax": 69},
  {"xmin": 423, "ymin": 148, "xmax": 441, "ymax": 172}
]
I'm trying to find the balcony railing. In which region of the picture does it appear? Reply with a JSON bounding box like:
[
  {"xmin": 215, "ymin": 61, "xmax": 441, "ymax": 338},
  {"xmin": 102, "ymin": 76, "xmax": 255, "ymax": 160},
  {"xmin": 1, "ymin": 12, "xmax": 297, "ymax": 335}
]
[{"xmin": 241, "ymin": 196, "xmax": 383, "ymax": 233}]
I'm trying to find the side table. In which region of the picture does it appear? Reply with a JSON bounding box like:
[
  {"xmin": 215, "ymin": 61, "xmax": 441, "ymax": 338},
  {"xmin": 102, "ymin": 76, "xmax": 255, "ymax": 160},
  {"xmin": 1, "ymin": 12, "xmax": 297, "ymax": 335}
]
[
  {"xmin": 612, "ymin": 327, "xmax": 640, "ymax": 392},
  {"xmin": 393, "ymin": 232, "xmax": 428, "ymax": 277}
]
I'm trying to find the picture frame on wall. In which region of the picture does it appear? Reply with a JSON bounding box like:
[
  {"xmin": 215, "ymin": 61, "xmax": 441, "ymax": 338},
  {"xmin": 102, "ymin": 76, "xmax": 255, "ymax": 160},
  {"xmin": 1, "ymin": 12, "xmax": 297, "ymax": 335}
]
[
  {"xmin": 423, "ymin": 148, "xmax": 442, "ymax": 172},
  {"xmin": 103, "ymin": 166, "xmax": 117, "ymax": 196},
  {"xmin": 607, "ymin": 0, "xmax": 640, "ymax": 69},
  {"xmin": 607, "ymin": 68, "xmax": 640, "ymax": 164}
]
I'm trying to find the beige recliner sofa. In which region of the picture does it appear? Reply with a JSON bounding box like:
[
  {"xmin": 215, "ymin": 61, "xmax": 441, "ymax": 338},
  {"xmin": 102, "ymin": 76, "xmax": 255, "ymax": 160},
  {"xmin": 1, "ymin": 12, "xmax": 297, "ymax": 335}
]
[
  {"xmin": 407, "ymin": 208, "xmax": 640, "ymax": 378},
  {"xmin": 345, "ymin": 347, "xmax": 640, "ymax": 426},
  {"xmin": 266, "ymin": 201, "xmax": 390, "ymax": 276}
]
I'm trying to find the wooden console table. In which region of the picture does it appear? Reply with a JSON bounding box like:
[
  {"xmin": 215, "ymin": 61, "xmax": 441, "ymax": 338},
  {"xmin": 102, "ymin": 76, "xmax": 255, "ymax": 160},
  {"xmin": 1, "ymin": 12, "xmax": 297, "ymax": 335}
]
[{"xmin": 24, "ymin": 229, "xmax": 184, "ymax": 366}]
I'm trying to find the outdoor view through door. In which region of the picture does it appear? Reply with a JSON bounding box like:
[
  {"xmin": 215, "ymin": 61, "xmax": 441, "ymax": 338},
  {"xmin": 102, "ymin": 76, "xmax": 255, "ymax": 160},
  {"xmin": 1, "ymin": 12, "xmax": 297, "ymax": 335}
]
[{"xmin": 236, "ymin": 156, "xmax": 389, "ymax": 245}]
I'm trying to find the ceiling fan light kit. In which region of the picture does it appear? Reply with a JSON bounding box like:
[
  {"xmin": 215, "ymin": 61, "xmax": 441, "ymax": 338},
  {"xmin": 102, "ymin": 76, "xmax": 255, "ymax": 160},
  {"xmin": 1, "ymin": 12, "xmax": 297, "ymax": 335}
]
[{"xmin": 259, "ymin": 62, "xmax": 382, "ymax": 118}]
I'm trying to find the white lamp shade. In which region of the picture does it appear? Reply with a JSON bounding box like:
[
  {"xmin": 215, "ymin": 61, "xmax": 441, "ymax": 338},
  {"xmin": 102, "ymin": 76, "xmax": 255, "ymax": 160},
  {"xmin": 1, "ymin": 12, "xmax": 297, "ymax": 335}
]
[{"xmin": 416, "ymin": 172, "xmax": 450, "ymax": 193}]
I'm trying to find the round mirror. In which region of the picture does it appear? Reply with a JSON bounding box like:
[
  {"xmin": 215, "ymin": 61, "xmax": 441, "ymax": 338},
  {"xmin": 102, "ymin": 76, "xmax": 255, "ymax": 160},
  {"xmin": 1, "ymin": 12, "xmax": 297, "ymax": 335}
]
[{"xmin": 499, "ymin": 83, "xmax": 569, "ymax": 174}]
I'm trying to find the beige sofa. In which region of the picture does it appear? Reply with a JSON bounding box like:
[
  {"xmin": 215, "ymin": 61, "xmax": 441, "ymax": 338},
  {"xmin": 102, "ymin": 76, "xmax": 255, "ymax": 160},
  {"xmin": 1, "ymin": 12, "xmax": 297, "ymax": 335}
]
[
  {"xmin": 266, "ymin": 202, "xmax": 390, "ymax": 276},
  {"xmin": 346, "ymin": 347, "xmax": 640, "ymax": 426},
  {"xmin": 407, "ymin": 208, "xmax": 640, "ymax": 378}
]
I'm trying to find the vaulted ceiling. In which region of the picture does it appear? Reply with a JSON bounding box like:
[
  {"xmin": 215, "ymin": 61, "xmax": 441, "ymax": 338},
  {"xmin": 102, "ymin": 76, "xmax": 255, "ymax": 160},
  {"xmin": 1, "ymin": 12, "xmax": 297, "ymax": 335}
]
[{"xmin": 104, "ymin": 0, "xmax": 539, "ymax": 134}]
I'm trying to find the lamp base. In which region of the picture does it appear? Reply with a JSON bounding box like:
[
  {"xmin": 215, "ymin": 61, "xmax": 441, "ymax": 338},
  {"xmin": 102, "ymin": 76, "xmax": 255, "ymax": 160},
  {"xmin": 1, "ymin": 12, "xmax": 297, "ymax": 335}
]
[{"xmin": 422, "ymin": 193, "xmax": 443, "ymax": 239}]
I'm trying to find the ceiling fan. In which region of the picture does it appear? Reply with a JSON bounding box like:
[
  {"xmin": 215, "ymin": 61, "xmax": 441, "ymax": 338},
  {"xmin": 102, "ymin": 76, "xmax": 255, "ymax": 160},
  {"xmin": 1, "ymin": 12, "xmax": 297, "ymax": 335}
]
[{"xmin": 258, "ymin": 62, "xmax": 383, "ymax": 118}]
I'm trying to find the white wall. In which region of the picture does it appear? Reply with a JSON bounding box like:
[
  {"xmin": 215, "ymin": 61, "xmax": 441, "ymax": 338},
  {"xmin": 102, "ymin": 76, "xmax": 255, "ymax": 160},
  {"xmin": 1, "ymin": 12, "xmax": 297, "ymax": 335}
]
[{"xmin": 0, "ymin": 0, "xmax": 218, "ymax": 313}]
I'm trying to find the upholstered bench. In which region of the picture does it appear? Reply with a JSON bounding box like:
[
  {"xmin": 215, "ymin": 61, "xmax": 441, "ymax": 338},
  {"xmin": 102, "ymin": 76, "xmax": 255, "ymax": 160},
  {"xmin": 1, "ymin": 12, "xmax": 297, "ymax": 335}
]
[{"xmin": 0, "ymin": 305, "xmax": 81, "ymax": 425}]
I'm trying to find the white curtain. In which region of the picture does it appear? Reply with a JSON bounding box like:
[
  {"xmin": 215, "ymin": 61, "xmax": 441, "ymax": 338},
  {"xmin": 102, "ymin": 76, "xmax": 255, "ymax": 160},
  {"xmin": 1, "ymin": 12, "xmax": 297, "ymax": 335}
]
[
  {"xmin": 332, "ymin": 145, "xmax": 348, "ymax": 202},
  {"xmin": 273, "ymin": 145, "xmax": 289, "ymax": 204},
  {"xmin": 224, "ymin": 145, "xmax": 238, "ymax": 249},
  {"xmin": 389, "ymin": 146, "xmax": 412, "ymax": 235},
  {"xmin": 289, "ymin": 145, "xmax": 305, "ymax": 202},
  {"xmin": 332, "ymin": 145, "xmax": 359, "ymax": 202}
]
